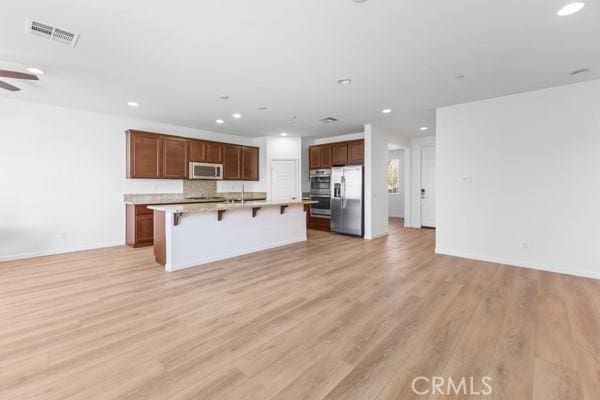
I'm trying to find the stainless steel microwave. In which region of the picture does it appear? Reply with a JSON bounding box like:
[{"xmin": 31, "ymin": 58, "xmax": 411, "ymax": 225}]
[{"xmin": 188, "ymin": 162, "xmax": 223, "ymax": 180}]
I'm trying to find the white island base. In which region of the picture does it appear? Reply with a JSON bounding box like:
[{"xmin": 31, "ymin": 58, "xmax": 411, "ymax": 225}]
[{"xmin": 149, "ymin": 201, "xmax": 310, "ymax": 272}]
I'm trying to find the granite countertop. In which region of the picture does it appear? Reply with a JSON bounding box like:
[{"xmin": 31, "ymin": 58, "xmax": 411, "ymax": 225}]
[
  {"xmin": 124, "ymin": 193, "xmax": 267, "ymax": 205},
  {"xmin": 148, "ymin": 199, "xmax": 316, "ymax": 214}
]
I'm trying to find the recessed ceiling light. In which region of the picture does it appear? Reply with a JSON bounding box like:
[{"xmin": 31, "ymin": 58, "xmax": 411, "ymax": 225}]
[
  {"xmin": 232, "ymin": 113, "xmax": 242, "ymax": 119},
  {"xmin": 258, "ymin": 106, "xmax": 267, "ymax": 111},
  {"xmin": 338, "ymin": 78, "xmax": 352, "ymax": 85},
  {"xmin": 219, "ymin": 95, "xmax": 229, "ymax": 100},
  {"xmin": 420, "ymin": 126, "xmax": 429, "ymax": 131},
  {"xmin": 382, "ymin": 108, "xmax": 392, "ymax": 114},
  {"xmin": 216, "ymin": 119, "xmax": 224, "ymax": 124},
  {"xmin": 127, "ymin": 102, "xmax": 139, "ymax": 107},
  {"xmin": 280, "ymin": 132, "xmax": 288, "ymax": 136},
  {"xmin": 26, "ymin": 67, "xmax": 45, "ymax": 75},
  {"xmin": 557, "ymin": 2, "xmax": 585, "ymax": 16}
]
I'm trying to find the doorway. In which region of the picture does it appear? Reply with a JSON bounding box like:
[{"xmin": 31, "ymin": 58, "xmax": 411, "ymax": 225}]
[
  {"xmin": 420, "ymin": 146, "xmax": 436, "ymax": 228},
  {"xmin": 388, "ymin": 148, "xmax": 405, "ymax": 219},
  {"xmin": 387, "ymin": 144, "xmax": 411, "ymax": 229},
  {"xmin": 270, "ymin": 160, "xmax": 298, "ymax": 201}
]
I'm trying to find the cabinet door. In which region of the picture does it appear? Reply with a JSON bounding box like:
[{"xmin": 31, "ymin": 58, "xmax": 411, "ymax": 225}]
[
  {"xmin": 136, "ymin": 214, "xmax": 154, "ymax": 244},
  {"xmin": 127, "ymin": 131, "xmax": 161, "ymax": 178},
  {"xmin": 162, "ymin": 137, "xmax": 189, "ymax": 178},
  {"xmin": 347, "ymin": 140, "xmax": 364, "ymax": 165},
  {"xmin": 320, "ymin": 145, "xmax": 332, "ymax": 168},
  {"xmin": 205, "ymin": 141, "xmax": 223, "ymax": 164},
  {"xmin": 309, "ymin": 146, "xmax": 321, "ymax": 169},
  {"xmin": 242, "ymin": 146, "xmax": 259, "ymax": 181},
  {"xmin": 223, "ymin": 145, "xmax": 242, "ymax": 180},
  {"xmin": 332, "ymin": 143, "xmax": 348, "ymax": 166},
  {"xmin": 189, "ymin": 140, "xmax": 206, "ymax": 162}
]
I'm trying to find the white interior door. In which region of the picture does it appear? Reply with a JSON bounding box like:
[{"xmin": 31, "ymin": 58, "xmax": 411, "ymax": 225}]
[
  {"xmin": 420, "ymin": 146, "xmax": 436, "ymax": 228},
  {"xmin": 270, "ymin": 160, "xmax": 298, "ymax": 201}
]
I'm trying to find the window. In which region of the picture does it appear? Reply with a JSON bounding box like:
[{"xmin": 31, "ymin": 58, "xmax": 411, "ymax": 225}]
[{"xmin": 388, "ymin": 159, "xmax": 400, "ymax": 193}]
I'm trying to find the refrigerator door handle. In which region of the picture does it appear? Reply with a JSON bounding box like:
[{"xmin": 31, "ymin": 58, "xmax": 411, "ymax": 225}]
[{"xmin": 342, "ymin": 175, "xmax": 347, "ymax": 208}]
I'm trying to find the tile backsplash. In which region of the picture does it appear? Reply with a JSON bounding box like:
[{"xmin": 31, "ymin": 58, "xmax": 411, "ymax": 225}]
[
  {"xmin": 183, "ymin": 180, "xmax": 217, "ymax": 198},
  {"xmin": 181, "ymin": 180, "xmax": 267, "ymax": 200}
]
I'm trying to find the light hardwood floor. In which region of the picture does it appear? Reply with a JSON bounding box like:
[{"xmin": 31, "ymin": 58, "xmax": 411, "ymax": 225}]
[{"xmin": 1, "ymin": 219, "xmax": 599, "ymax": 399}]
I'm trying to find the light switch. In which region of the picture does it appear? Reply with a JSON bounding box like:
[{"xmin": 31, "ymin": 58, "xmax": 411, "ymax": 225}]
[{"xmin": 460, "ymin": 176, "xmax": 472, "ymax": 184}]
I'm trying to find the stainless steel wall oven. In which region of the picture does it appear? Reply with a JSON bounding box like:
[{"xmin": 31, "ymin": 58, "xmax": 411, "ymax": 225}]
[{"xmin": 309, "ymin": 169, "xmax": 331, "ymax": 217}]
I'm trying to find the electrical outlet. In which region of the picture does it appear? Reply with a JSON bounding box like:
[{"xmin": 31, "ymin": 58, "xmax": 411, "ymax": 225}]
[
  {"xmin": 521, "ymin": 241, "xmax": 528, "ymax": 250},
  {"xmin": 461, "ymin": 176, "xmax": 472, "ymax": 184}
]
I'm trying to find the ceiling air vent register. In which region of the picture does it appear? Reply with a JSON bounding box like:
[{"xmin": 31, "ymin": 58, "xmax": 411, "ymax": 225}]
[
  {"xmin": 25, "ymin": 18, "xmax": 80, "ymax": 47},
  {"xmin": 318, "ymin": 117, "xmax": 338, "ymax": 124}
]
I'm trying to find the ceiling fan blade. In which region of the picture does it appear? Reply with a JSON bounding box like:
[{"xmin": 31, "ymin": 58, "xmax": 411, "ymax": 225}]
[
  {"xmin": 0, "ymin": 70, "xmax": 39, "ymax": 80},
  {"xmin": 0, "ymin": 80, "xmax": 21, "ymax": 91}
]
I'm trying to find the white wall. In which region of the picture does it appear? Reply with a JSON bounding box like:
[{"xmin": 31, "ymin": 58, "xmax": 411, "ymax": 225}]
[
  {"xmin": 436, "ymin": 79, "xmax": 600, "ymax": 279},
  {"xmin": 314, "ymin": 132, "xmax": 364, "ymax": 144},
  {"xmin": 388, "ymin": 150, "xmax": 405, "ymax": 218},
  {"xmin": 0, "ymin": 98, "xmax": 256, "ymax": 261},
  {"xmin": 300, "ymin": 136, "xmax": 316, "ymax": 194},
  {"xmin": 364, "ymin": 124, "xmax": 410, "ymax": 239},
  {"xmin": 408, "ymin": 135, "xmax": 436, "ymax": 227}
]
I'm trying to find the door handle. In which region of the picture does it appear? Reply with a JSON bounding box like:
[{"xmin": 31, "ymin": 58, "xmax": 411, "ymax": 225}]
[
  {"xmin": 421, "ymin": 188, "xmax": 426, "ymax": 199},
  {"xmin": 342, "ymin": 176, "xmax": 347, "ymax": 208}
]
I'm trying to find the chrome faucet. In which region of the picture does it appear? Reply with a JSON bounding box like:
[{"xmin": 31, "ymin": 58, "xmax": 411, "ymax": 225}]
[{"xmin": 241, "ymin": 184, "xmax": 245, "ymax": 205}]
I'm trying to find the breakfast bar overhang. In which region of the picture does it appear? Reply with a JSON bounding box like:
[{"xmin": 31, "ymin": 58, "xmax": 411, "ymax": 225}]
[{"xmin": 149, "ymin": 200, "xmax": 315, "ymax": 272}]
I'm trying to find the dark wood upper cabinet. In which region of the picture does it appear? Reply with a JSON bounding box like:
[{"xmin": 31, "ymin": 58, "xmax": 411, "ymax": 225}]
[
  {"xmin": 126, "ymin": 130, "xmax": 258, "ymax": 180},
  {"xmin": 347, "ymin": 140, "xmax": 364, "ymax": 165},
  {"xmin": 223, "ymin": 145, "xmax": 242, "ymax": 180},
  {"xmin": 320, "ymin": 145, "xmax": 332, "ymax": 168},
  {"xmin": 308, "ymin": 139, "xmax": 363, "ymax": 169},
  {"xmin": 332, "ymin": 143, "xmax": 348, "ymax": 166},
  {"xmin": 242, "ymin": 146, "xmax": 259, "ymax": 180},
  {"xmin": 309, "ymin": 147, "xmax": 321, "ymax": 169},
  {"xmin": 205, "ymin": 141, "xmax": 223, "ymax": 164},
  {"xmin": 162, "ymin": 136, "xmax": 189, "ymax": 179},
  {"xmin": 188, "ymin": 140, "xmax": 206, "ymax": 162},
  {"xmin": 126, "ymin": 130, "xmax": 161, "ymax": 178},
  {"xmin": 309, "ymin": 144, "xmax": 333, "ymax": 169}
]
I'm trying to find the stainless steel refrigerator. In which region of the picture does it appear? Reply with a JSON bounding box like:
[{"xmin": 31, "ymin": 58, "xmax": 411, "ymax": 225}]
[{"xmin": 331, "ymin": 166, "xmax": 364, "ymax": 237}]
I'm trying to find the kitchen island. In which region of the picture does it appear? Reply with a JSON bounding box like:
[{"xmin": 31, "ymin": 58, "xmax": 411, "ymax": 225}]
[{"xmin": 148, "ymin": 200, "xmax": 314, "ymax": 271}]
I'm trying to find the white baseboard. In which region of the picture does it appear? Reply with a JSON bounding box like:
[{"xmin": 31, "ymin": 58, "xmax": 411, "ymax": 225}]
[
  {"xmin": 166, "ymin": 236, "xmax": 307, "ymax": 272},
  {"xmin": 0, "ymin": 241, "xmax": 125, "ymax": 263},
  {"xmin": 365, "ymin": 231, "xmax": 389, "ymax": 240},
  {"xmin": 435, "ymin": 247, "xmax": 600, "ymax": 280}
]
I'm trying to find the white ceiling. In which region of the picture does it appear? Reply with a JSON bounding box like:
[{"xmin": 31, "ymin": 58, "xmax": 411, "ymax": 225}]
[{"xmin": 1, "ymin": 0, "xmax": 599, "ymax": 137}]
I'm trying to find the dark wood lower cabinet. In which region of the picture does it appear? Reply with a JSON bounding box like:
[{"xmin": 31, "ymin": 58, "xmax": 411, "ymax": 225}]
[
  {"xmin": 153, "ymin": 210, "xmax": 166, "ymax": 265},
  {"xmin": 126, "ymin": 204, "xmax": 154, "ymax": 247},
  {"xmin": 306, "ymin": 206, "xmax": 331, "ymax": 232}
]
